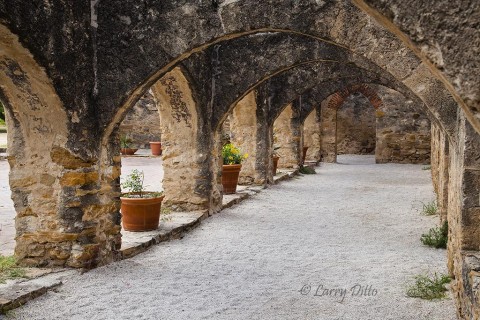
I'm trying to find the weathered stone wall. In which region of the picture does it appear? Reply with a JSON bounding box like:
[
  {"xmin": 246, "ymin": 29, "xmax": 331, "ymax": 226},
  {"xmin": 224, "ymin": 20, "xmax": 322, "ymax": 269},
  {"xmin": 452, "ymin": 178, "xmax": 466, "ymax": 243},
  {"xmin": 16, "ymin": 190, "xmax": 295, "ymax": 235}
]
[
  {"xmin": 375, "ymin": 86, "xmax": 431, "ymax": 164},
  {"xmin": 119, "ymin": 90, "xmax": 161, "ymax": 149},
  {"xmin": 303, "ymin": 106, "xmax": 321, "ymax": 162},
  {"xmin": 336, "ymin": 93, "xmax": 376, "ymax": 155}
]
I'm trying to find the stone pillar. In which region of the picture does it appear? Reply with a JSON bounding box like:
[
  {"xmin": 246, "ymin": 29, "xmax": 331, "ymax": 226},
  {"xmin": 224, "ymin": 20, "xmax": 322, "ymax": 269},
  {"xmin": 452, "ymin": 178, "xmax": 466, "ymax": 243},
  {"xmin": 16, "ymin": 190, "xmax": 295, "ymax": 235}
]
[
  {"xmin": 274, "ymin": 104, "xmax": 301, "ymax": 168},
  {"xmin": 320, "ymin": 99, "xmax": 337, "ymax": 163},
  {"xmin": 229, "ymin": 92, "xmax": 257, "ymax": 185},
  {"xmin": 1, "ymin": 26, "xmax": 121, "ymax": 268},
  {"xmin": 447, "ymin": 115, "xmax": 480, "ymax": 319},
  {"xmin": 151, "ymin": 67, "xmax": 208, "ymax": 211},
  {"xmin": 430, "ymin": 123, "xmax": 449, "ymax": 223},
  {"xmin": 303, "ymin": 105, "xmax": 321, "ymax": 163}
]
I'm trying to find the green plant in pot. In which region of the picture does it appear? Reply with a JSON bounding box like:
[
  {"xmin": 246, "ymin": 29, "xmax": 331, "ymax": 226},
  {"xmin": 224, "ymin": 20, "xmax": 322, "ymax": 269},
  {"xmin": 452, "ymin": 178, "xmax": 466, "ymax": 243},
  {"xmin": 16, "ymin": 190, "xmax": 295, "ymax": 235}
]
[
  {"xmin": 221, "ymin": 143, "xmax": 248, "ymax": 194},
  {"xmin": 120, "ymin": 169, "xmax": 164, "ymax": 231},
  {"xmin": 120, "ymin": 135, "xmax": 138, "ymax": 155}
]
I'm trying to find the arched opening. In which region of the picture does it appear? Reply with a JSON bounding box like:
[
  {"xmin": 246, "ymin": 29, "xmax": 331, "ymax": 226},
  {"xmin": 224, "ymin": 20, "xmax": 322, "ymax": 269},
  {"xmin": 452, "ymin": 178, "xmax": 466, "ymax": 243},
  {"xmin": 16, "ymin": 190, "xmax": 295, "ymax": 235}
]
[{"xmin": 320, "ymin": 84, "xmax": 431, "ymax": 164}]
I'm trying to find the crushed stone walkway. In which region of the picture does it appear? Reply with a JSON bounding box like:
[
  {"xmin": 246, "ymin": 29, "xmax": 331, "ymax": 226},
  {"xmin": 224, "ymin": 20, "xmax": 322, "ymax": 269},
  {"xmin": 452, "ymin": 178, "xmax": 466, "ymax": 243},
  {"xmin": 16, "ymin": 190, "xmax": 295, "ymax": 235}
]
[{"xmin": 9, "ymin": 155, "xmax": 455, "ymax": 319}]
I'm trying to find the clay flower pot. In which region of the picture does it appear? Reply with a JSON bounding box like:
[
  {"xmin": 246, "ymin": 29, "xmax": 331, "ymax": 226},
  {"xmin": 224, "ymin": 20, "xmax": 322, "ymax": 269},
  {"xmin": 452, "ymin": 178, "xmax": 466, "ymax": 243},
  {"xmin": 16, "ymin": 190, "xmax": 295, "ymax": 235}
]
[
  {"xmin": 222, "ymin": 164, "xmax": 242, "ymax": 194},
  {"xmin": 302, "ymin": 146, "xmax": 309, "ymax": 163},
  {"xmin": 120, "ymin": 193, "xmax": 164, "ymax": 231},
  {"xmin": 121, "ymin": 148, "xmax": 138, "ymax": 155},
  {"xmin": 149, "ymin": 141, "xmax": 162, "ymax": 156},
  {"xmin": 272, "ymin": 156, "xmax": 280, "ymax": 176}
]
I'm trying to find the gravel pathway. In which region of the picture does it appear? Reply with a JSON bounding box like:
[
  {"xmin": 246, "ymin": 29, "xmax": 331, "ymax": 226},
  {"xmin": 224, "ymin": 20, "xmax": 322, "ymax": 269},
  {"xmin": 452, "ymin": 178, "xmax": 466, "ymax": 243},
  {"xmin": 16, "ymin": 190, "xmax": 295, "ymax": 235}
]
[{"xmin": 9, "ymin": 155, "xmax": 455, "ymax": 319}]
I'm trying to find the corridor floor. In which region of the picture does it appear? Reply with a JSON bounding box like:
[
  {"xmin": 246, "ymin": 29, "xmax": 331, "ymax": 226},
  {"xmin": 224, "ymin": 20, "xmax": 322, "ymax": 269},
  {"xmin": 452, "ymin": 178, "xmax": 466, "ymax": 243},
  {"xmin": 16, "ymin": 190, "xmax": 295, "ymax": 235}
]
[{"xmin": 9, "ymin": 155, "xmax": 455, "ymax": 319}]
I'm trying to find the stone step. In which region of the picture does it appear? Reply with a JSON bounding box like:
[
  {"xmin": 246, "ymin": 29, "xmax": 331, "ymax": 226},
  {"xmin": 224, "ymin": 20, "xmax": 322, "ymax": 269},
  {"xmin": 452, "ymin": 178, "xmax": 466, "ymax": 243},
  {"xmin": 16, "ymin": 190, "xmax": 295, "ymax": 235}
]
[{"xmin": 0, "ymin": 269, "xmax": 78, "ymax": 314}]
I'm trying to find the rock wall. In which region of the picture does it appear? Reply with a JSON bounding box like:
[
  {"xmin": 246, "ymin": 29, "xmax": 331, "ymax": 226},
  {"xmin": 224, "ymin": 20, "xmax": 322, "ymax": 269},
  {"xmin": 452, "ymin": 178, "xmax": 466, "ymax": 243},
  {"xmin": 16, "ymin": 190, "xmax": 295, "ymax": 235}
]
[
  {"xmin": 336, "ymin": 93, "xmax": 376, "ymax": 155},
  {"xmin": 375, "ymin": 86, "xmax": 431, "ymax": 164},
  {"xmin": 119, "ymin": 90, "xmax": 161, "ymax": 149}
]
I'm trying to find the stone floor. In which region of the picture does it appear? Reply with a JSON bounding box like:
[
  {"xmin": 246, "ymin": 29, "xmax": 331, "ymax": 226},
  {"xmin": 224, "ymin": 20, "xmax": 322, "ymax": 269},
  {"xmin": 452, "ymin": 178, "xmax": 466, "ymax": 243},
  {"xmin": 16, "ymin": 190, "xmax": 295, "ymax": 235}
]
[{"xmin": 9, "ymin": 155, "xmax": 455, "ymax": 319}]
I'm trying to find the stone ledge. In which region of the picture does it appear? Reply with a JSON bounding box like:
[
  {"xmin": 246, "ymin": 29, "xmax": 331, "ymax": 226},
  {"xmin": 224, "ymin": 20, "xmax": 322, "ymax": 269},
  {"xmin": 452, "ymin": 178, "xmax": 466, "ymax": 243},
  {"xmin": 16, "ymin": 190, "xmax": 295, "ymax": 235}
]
[
  {"xmin": 222, "ymin": 185, "xmax": 264, "ymax": 210},
  {"xmin": 0, "ymin": 269, "xmax": 78, "ymax": 314},
  {"xmin": 273, "ymin": 168, "xmax": 299, "ymax": 184},
  {"xmin": 120, "ymin": 210, "xmax": 207, "ymax": 260}
]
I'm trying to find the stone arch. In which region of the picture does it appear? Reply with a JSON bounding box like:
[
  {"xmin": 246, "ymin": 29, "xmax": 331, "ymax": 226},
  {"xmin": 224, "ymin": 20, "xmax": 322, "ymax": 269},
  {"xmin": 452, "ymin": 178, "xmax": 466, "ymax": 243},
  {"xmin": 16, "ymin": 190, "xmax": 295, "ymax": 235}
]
[
  {"xmin": 326, "ymin": 84, "xmax": 383, "ymax": 110},
  {"xmin": 321, "ymin": 85, "xmax": 382, "ymax": 162},
  {"xmin": 0, "ymin": 24, "xmax": 77, "ymax": 267}
]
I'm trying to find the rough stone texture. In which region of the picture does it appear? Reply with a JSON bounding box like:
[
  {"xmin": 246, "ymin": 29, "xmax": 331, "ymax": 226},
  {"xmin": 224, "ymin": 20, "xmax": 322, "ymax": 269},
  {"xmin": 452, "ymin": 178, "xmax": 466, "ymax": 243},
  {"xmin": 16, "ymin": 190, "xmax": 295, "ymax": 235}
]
[
  {"xmin": 375, "ymin": 86, "xmax": 431, "ymax": 164},
  {"xmin": 303, "ymin": 106, "xmax": 321, "ymax": 162},
  {"xmin": 360, "ymin": 0, "xmax": 480, "ymax": 129},
  {"xmin": 336, "ymin": 94, "xmax": 376, "ymax": 155},
  {"xmin": 430, "ymin": 123, "xmax": 450, "ymax": 223},
  {"xmin": 150, "ymin": 68, "xmax": 207, "ymax": 211},
  {"xmin": 229, "ymin": 92, "xmax": 257, "ymax": 185},
  {"xmin": 274, "ymin": 104, "xmax": 301, "ymax": 168},
  {"xmin": 119, "ymin": 90, "xmax": 161, "ymax": 149}
]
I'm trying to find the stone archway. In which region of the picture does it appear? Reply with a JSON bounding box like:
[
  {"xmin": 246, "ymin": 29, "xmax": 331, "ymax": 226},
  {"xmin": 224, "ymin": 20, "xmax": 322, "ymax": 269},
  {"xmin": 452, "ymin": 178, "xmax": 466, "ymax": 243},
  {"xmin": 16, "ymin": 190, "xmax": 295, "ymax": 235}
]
[
  {"xmin": 321, "ymin": 84, "xmax": 383, "ymax": 162},
  {"xmin": 1, "ymin": 3, "xmax": 480, "ymax": 316}
]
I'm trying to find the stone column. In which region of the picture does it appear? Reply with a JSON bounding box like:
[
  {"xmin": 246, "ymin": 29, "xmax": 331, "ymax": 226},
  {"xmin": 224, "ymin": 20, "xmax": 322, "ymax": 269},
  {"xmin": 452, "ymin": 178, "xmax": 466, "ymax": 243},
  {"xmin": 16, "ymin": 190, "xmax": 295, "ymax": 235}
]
[
  {"xmin": 320, "ymin": 99, "xmax": 337, "ymax": 163},
  {"xmin": 303, "ymin": 105, "xmax": 321, "ymax": 163},
  {"xmin": 274, "ymin": 104, "xmax": 301, "ymax": 168},
  {"xmin": 151, "ymin": 67, "xmax": 208, "ymax": 211},
  {"xmin": 229, "ymin": 92, "xmax": 257, "ymax": 185},
  {"xmin": 430, "ymin": 123, "xmax": 449, "ymax": 223},
  {"xmin": 447, "ymin": 115, "xmax": 480, "ymax": 319}
]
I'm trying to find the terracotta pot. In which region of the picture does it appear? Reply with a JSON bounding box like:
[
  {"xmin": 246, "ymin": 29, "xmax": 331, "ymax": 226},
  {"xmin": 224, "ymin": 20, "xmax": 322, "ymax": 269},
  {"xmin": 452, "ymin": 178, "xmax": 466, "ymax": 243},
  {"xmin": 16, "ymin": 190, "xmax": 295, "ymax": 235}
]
[
  {"xmin": 222, "ymin": 164, "xmax": 242, "ymax": 194},
  {"xmin": 272, "ymin": 156, "xmax": 280, "ymax": 176},
  {"xmin": 302, "ymin": 146, "xmax": 309, "ymax": 163},
  {"xmin": 149, "ymin": 141, "xmax": 162, "ymax": 156},
  {"xmin": 120, "ymin": 193, "xmax": 164, "ymax": 231},
  {"xmin": 121, "ymin": 148, "xmax": 138, "ymax": 155}
]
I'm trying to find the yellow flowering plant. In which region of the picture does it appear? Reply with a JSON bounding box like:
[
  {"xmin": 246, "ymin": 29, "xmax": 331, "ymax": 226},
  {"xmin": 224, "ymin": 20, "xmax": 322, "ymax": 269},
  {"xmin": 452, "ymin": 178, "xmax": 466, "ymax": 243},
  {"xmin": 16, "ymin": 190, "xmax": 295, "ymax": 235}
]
[{"xmin": 222, "ymin": 143, "xmax": 248, "ymax": 165}]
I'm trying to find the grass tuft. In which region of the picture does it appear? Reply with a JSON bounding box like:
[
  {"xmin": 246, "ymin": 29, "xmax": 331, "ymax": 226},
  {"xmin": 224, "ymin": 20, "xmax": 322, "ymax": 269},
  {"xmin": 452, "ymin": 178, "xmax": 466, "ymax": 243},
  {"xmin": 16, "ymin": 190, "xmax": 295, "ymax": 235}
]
[
  {"xmin": 421, "ymin": 200, "xmax": 438, "ymax": 216},
  {"xmin": 406, "ymin": 273, "xmax": 451, "ymax": 300},
  {"xmin": 0, "ymin": 255, "xmax": 26, "ymax": 283},
  {"xmin": 421, "ymin": 221, "xmax": 448, "ymax": 249},
  {"xmin": 299, "ymin": 166, "xmax": 316, "ymax": 174}
]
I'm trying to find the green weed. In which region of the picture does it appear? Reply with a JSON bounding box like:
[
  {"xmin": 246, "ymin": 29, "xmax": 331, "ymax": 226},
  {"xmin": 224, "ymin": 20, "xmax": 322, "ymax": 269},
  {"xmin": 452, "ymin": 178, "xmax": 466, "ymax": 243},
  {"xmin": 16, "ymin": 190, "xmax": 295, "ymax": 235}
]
[{"xmin": 406, "ymin": 273, "xmax": 451, "ymax": 300}]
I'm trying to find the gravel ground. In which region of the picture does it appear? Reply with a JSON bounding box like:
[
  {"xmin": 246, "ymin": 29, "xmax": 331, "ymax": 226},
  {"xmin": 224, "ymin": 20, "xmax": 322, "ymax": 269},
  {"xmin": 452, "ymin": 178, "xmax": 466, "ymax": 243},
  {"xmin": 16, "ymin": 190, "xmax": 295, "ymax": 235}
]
[{"xmin": 8, "ymin": 155, "xmax": 456, "ymax": 320}]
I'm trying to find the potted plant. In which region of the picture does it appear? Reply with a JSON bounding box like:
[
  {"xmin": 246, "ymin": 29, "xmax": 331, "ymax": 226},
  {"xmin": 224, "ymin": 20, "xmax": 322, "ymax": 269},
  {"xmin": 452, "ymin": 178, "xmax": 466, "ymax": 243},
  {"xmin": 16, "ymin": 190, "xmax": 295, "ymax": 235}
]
[
  {"xmin": 120, "ymin": 135, "xmax": 138, "ymax": 155},
  {"xmin": 221, "ymin": 143, "xmax": 248, "ymax": 194},
  {"xmin": 149, "ymin": 141, "xmax": 162, "ymax": 156},
  {"xmin": 120, "ymin": 169, "xmax": 164, "ymax": 231}
]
